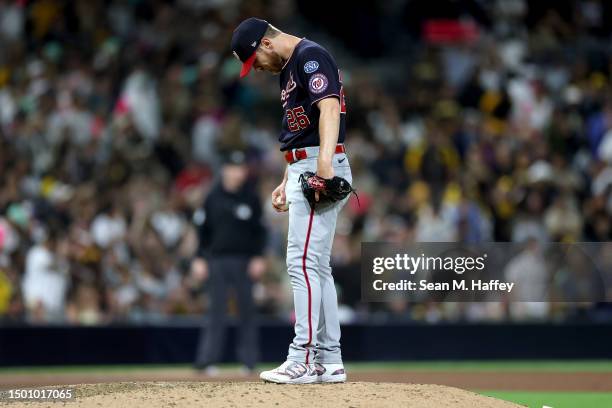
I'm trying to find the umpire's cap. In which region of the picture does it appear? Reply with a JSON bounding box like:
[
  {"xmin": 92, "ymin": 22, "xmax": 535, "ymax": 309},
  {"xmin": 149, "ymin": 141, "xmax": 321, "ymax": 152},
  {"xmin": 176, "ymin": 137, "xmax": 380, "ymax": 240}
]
[
  {"xmin": 221, "ymin": 150, "xmax": 247, "ymax": 166},
  {"xmin": 231, "ymin": 17, "xmax": 269, "ymax": 78}
]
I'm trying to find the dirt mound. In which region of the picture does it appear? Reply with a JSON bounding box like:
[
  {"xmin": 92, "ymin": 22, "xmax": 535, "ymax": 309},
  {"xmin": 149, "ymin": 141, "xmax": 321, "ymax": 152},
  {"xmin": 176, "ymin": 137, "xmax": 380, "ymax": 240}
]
[{"xmin": 11, "ymin": 381, "xmax": 521, "ymax": 407}]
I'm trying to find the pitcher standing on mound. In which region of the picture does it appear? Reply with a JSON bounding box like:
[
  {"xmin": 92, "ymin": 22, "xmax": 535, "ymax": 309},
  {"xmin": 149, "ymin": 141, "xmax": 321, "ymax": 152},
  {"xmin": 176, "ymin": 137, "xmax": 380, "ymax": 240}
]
[{"xmin": 231, "ymin": 18, "xmax": 351, "ymax": 384}]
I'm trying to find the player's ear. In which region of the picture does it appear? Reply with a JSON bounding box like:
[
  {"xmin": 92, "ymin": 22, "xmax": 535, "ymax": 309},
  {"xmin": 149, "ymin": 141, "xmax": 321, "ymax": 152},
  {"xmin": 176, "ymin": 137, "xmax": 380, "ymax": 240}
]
[{"xmin": 260, "ymin": 38, "xmax": 272, "ymax": 49}]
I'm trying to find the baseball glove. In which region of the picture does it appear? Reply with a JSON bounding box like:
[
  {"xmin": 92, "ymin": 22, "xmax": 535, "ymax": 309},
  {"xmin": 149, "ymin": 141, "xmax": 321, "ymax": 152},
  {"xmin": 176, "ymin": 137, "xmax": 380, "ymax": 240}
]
[{"xmin": 298, "ymin": 171, "xmax": 357, "ymax": 209}]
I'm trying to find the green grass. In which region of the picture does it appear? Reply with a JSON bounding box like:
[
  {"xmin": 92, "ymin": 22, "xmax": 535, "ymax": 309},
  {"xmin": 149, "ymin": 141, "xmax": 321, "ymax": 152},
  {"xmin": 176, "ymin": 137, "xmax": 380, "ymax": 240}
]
[
  {"xmin": 0, "ymin": 363, "xmax": 192, "ymax": 374},
  {"xmin": 343, "ymin": 360, "xmax": 612, "ymax": 372},
  {"xmin": 482, "ymin": 391, "xmax": 612, "ymax": 408},
  {"xmin": 1, "ymin": 360, "xmax": 612, "ymax": 374}
]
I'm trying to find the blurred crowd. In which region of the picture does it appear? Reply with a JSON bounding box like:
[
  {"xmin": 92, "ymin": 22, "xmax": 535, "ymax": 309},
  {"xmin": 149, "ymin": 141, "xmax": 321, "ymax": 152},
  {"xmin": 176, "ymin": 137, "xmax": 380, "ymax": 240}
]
[{"xmin": 1, "ymin": 0, "xmax": 612, "ymax": 325}]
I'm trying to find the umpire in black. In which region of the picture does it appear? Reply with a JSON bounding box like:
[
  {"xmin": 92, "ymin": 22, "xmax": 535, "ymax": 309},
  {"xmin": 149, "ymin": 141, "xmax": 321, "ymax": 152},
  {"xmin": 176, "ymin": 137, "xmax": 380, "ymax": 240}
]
[{"xmin": 191, "ymin": 150, "xmax": 266, "ymax": 374}]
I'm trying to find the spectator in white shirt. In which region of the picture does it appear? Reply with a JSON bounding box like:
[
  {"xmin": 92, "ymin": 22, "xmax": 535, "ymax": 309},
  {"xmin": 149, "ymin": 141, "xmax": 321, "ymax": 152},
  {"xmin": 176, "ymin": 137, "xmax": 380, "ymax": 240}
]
[{"xmin": 22, "ymin": 231, "xmax": 69, "ymax": 323}]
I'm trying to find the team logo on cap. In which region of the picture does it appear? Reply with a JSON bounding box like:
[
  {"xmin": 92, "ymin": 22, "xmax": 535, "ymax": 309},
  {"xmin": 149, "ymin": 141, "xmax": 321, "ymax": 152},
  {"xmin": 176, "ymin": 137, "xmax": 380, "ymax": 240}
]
[
  {"xmin": 304, "ymin": 61, "xmax": 319, "ymax": 73},
  {"xmin": 309, "ymin": 73, "xmax": 328, "ymax": 94}
]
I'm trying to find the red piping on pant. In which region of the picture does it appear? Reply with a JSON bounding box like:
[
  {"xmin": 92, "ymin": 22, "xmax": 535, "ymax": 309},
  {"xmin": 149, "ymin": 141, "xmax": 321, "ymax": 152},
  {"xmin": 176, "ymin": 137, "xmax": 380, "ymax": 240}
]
[{"xmin": 302, "ymin": 207, "xmax": 315, "ymax": 364}]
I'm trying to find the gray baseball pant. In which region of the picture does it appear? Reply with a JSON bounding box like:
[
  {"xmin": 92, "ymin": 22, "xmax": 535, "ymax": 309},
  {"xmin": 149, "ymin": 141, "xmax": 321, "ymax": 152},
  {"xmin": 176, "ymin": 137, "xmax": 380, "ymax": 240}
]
[{"xmin": 284, "ymin": 147, "xmax": 351, "ymax": 365}]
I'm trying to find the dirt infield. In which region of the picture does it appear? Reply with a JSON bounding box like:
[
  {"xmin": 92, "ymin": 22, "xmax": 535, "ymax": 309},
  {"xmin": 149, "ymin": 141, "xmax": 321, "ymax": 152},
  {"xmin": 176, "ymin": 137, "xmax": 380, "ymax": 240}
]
[
  {"xmin": 7, "ymin": 381, "xmax": 521, "ymax": 408},
  {"xmin": 1, "ymin": 369, "xmax": 611, "ymax": 391}
]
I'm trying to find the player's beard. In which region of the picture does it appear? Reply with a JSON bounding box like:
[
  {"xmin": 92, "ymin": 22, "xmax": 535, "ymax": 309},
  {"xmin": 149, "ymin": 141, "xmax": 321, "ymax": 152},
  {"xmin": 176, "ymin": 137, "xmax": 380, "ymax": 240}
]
[{"xmin": 267, "ymin": 51, "xmax": 285, "ymax": 75}]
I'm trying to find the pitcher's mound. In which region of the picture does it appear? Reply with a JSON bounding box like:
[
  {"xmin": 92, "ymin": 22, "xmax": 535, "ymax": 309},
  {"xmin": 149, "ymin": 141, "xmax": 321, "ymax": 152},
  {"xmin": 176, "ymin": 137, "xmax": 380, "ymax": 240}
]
[{"xmin": 15, "ymin": 381, "xmax": 522, "ymax": 407}]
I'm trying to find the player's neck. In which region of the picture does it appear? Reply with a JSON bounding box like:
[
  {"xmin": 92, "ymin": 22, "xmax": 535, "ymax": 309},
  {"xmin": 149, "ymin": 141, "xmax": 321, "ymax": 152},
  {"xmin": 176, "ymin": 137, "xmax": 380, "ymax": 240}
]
[{"xmin": 278, "ymin": 34, "xmax": 303, "ymax": 62}]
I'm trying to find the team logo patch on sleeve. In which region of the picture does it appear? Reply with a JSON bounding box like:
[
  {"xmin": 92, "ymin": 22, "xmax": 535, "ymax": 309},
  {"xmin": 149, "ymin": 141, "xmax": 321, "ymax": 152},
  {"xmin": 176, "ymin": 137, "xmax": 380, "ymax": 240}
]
[
  {"xmin": 309, "ymin": 73, "xmax": 328, "ymax": 94},
  {"xmin": 303, "ymin": 60, "xmax": 319, "ymax": 73}
]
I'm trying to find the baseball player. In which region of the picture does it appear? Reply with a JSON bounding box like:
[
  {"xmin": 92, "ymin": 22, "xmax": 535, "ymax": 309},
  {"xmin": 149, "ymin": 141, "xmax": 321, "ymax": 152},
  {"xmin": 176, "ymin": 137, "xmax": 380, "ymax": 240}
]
[{"xmin": 231, "ymin": 18, "xmax": 351, "ymax": 384}]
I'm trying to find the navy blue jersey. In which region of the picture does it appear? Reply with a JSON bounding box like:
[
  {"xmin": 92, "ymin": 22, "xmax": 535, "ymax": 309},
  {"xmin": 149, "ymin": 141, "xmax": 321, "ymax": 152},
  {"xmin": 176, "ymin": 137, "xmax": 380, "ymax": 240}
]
[{"xmin": 278, "ymin": 39, "xmax": 346, "ymax": 151}]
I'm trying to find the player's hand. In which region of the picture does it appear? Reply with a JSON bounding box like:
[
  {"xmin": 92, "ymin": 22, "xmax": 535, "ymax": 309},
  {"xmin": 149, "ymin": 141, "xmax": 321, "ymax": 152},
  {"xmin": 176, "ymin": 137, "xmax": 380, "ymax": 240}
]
[
  {"xmin": 248, "ymin": 256, "xmax": 267, "ymax": 281},
  {"xmin": 271, "ymin": 181, "xmax": 288, "ymax": 212},
  {"xmin": 315, "ymin": 165, "xmax": 334, "ymax": 202},
  {"xmin": 190, "ymin": 257, "xmax": 209, "ymax": 283}
]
